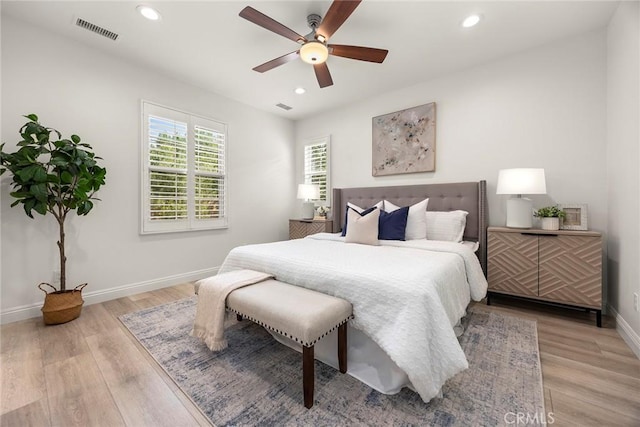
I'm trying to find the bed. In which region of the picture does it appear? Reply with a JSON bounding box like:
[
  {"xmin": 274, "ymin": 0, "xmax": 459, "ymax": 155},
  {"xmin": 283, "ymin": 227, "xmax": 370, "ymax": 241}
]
[{"xmin": 217, "ymin": 181, "xmax": 488, "ymax": 402}]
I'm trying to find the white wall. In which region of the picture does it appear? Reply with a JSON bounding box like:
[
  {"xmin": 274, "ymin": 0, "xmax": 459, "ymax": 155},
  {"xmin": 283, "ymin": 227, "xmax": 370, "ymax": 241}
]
[
  {"xmin": 606, "ymin": 1, "xmax": 640, "ymax": 355},
  {"xmin": 296, "ymin": 30, "xmax": 608, "ymax": 235},
  {"xmin": 1, "ymin": 16, "xmax": 295, "ymax": 322}
]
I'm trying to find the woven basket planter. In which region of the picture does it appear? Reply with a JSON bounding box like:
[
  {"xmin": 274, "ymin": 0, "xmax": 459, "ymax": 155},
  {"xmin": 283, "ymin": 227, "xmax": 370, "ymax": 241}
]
[{"xmin": 39, "ymin": 283, "xmax": 87, "ymax": 325}]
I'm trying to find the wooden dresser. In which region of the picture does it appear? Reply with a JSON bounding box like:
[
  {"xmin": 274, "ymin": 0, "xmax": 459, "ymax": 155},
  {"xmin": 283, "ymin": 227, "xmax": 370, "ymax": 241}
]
[
  {"xmin": 289, "ymin": 219, "xmax": 333, "ymax": 240},
  {"xmin": 487, "ymin": 226, "xmax": 603, "ymax": 326}
]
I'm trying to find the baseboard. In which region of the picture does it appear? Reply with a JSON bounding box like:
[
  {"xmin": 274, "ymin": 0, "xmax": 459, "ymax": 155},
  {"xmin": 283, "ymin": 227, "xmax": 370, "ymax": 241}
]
[
  {"xmin": 608, "ymin": 304, "xmax": 640, "ymax": 359},
  {"xmin": 0, "ymin": 266, "xmax": 220, "ymax": 325}
]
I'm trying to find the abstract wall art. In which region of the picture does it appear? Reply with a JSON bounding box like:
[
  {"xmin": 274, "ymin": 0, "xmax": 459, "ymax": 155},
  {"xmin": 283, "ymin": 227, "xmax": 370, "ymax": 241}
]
[{"xmin": 372, "ymin": 102, "xmax": 436, "ymax": 176}]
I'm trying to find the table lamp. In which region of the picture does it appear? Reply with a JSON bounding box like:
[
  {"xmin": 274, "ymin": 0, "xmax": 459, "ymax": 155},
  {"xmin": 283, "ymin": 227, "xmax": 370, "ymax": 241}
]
[
  {"xmin": 297, "ymin": 184, "xmax": 320, "ymax": 220},
  {"xmin": 496, "ymin": 168, "xmax": 546, "ymax": 228}
]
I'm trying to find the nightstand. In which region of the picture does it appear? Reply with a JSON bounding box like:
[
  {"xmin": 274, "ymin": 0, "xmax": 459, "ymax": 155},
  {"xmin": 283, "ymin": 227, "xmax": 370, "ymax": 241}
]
[
  {"xmin": 487, "ymin": 226, "xmax": 603, "ymax": 326},
  {"xmin": 289, "ymin": 219, "xmax": 333, "ymax": 239}
]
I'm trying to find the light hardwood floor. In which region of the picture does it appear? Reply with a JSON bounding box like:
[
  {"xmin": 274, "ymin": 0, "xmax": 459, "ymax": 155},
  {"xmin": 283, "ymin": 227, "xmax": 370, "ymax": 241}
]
[{"xmin": 1, "ymin": 285, "xmax": 639, "ymax": 426}]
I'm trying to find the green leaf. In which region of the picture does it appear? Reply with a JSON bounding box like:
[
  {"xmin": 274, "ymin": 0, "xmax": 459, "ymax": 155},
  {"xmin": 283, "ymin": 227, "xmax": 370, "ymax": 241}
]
[
  {"xmin": 18, "ymin": 137, "xmax": 34, "ymax": 146},
  {"xmin": 24, "ymin": 122, "xmax": 39, "ymax": 136},
  {"xmin": 71, "ymin": 135, "xmax": 81, "ymax": 143},
  {"xmin": 50, "ymin": 156, "xmax": 69, "ymax": 168},
  {"xmin": 77, "ymin": 200, "xmax": 93, "ymax": 215},
  {"xmin": 33, "ymin": 202, "xmax": 47, "ymax": 216},
  {"xmin": 30, "ymin": 183, "xmax": 48, "ymax": 202},
  {"xmin": 23, "ymin": 206, "xmax": 34, "ymax": 218},
  {"xmin": 60, "ymin": 171, "xmax": 73, "ymax": 184},
  {"xmin": 25, "ymin": 114, "xmax": 38, "ymax": 121},
  {"xmin": 16, "ymin": 164, "xmax": 39, "ymax": 182},
  {"xmin": 9, "ymin": 191, "xmax": 30, "ymax": 199},
  {"xmin": 23, "ymin": 198, "xmax": 36, "ymax": 218},
  {"xmin": 33, "ymin": 166, "xmax": 47, "ymax": 183}
]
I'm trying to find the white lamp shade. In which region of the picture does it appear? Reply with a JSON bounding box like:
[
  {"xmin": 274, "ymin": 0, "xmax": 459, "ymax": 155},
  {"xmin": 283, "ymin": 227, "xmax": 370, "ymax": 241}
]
[
  {"xmin": 299, "ymin": 41, "xmax": 329, "ymax": 64},
  {"xmin": 496, "ymin": 168, "xmax": 547, "ymax": 195},
  {"xmin": 297, "ymin": 184, "xmax": 320, "ymax": 200}
]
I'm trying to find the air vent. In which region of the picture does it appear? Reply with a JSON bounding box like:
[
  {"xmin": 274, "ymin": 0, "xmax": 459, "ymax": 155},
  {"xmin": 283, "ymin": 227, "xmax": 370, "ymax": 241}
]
[
  {"xmin": 276, "ymin": 103, "xmax": 292, "ymax": 111},
  {"xmin": 76, "ymin": 18, "xmax": 119, "ymax": 41}
]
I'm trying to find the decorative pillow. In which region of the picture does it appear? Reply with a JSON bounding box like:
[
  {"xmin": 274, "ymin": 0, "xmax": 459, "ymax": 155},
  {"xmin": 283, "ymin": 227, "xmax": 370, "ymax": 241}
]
[
  {"xmin": 378, "ymin": 206, "xmax": 409, "ymax": 240},
  {"xmin": 345, "ymin": 207, "xmax": 380, "ymax": 246},
  {"xmin": 341, "ymin": 200, "xmax": 384, "ymax": 236},
  {"xmin": 426, "ymin": 210, "xmax": 469, "ymax": 242},
  {"xmin": 384, "ymin": 199, "xmax": 429, "ymax": 240}
]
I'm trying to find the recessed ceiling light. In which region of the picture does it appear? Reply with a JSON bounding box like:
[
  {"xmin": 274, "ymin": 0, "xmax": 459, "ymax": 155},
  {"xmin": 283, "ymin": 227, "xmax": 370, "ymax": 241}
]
[
  {"xmin": 295, "ymin": 87, "xmax": 306, "ymax": 95},
  {"xmin": 462, "ymin": 14, "xmax": 481, "ymax": 28},
  {"xmin": 137, "ymin": 5, "xmax": 161, "ymax": 21}
]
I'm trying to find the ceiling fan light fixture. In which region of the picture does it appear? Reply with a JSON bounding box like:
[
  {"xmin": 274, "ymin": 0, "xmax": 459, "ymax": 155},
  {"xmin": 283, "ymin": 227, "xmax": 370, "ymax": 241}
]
[
  {"xmin": 300, "ymin": 41, "xmax": 329, "ymax": 64},
  {"xmin": 316, "ymin": 35, "xmax": 327, "ymax": 43},
  {"xmin": 462, "ymin": 14, "xmax": 481, "ymax": 28}
]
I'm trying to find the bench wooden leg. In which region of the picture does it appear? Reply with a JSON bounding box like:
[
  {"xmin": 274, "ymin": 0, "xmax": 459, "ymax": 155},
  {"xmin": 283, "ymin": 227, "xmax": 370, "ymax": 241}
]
[
  {"xmin": 303, "ymin": 345, "xmax": 314, "ymax": 409},
  {"xmin": 338, "ymin": 323, "xmax": 347, "ymax": 374}
]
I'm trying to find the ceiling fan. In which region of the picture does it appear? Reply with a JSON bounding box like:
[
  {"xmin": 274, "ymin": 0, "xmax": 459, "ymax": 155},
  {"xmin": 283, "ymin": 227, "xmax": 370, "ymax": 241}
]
[{"xmin": 239, "ymin": 0, "xmax": 388, "ymax": 88}]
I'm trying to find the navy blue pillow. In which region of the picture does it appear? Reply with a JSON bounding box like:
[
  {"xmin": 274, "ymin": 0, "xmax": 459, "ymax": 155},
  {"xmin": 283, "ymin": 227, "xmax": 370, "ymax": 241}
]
[
  {"xmin": 378, "ymin": 206, "xmax": 409, "ymax": 241},
  {"xmin": 341, "ymin": 206, "xmax": 378, "ymax": 237}
]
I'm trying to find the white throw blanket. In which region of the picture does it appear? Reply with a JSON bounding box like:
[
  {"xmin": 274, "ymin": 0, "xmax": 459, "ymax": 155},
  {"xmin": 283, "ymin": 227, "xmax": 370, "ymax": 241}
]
[
  {"xmin": 191, "ymin": 269, "xmax": 273, "ymax": 351},
  {"xmin": 218, "ymin": 233, "xmax": 488, "ymax": 402}
]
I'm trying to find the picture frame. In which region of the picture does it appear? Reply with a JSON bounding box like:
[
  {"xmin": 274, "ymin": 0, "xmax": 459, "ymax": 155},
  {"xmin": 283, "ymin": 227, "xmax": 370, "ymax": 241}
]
[
  {"xmin": 372, "ymin": 102, "xmax": 436, "ymax": 176},
  {"xmin": 559, "ymin": 204, "xmax": 588, "ymax": 230}
]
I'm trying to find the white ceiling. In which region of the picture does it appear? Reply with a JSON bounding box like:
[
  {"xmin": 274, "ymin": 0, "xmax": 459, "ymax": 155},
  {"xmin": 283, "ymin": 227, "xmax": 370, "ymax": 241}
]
[{"xmin": 2, "ymin": 1, "xmax": 618, "ymax": 120}]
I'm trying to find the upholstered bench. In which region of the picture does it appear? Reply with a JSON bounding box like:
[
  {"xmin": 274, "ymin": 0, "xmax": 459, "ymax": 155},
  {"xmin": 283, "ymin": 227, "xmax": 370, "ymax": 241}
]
[{"xmin": 226, "ymin": 279, "xmax": 353, "ymax": 408}]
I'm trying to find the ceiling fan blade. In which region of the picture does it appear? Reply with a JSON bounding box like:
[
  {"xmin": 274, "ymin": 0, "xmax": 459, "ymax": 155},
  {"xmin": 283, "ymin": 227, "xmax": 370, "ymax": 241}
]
[
  {"xmin": 316, "ymin": 0, "xmax": 362, "ymax": 40},
  {"xmin": 313, "ymin": 63, "xmax": 334, "ymax": 88},
  {"xmin": 329, "ymin": 44, "xmax": 388, "ymax": 63},
  {"xmin": 239, "ymin": 6, "xmax": 307, "ymax": 44},
  {"xmin": 253, "ymin": 51, "xmax": 300, "ymax": 73}
]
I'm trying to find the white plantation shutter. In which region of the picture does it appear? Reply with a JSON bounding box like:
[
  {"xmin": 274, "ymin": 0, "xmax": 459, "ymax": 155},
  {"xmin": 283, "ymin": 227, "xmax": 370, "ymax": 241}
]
[
  {"xmin": 142, "ymin": 102, "xmax": 228, "ymax": 233},
  {"xmin": 303, "ymin": 136, "xmax": 330, "ymax": 204},
  {"xmin": 148, "ymin": 116, "xmax": 188, "ymax": 221},
  {"xmin": 194, "ymin": 124, "xmax": 225, "ymax": 220}
]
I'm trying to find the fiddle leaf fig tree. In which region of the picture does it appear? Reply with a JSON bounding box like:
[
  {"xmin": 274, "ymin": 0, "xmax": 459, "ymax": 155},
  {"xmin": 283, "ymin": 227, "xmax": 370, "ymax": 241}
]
[{"xmin": 0, "ymin": 114, "xmax": 107, "ymax": 291}]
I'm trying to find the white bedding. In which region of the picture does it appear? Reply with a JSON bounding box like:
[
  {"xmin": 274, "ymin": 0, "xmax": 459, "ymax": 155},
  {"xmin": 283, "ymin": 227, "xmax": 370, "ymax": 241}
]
[{"xmin": 218, "ymin": 232, "xmax": 487, "ymax": 402}]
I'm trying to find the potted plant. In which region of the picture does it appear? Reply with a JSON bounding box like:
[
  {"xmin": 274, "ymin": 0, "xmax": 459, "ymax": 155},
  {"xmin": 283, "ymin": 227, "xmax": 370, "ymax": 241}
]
[
  {"xmin": 316, "ymin": 205, "xmax": 330, "ymax": 218},
  {"xmin": 534, "ymin": 205, "xmax": 566, "ymax": 231},
  {"xmin": 0, "ymin": 114, "xmax": 106, "ymax": 324}
]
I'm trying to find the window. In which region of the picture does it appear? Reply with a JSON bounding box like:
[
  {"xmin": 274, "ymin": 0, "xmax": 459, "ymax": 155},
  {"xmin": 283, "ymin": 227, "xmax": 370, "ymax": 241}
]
[
  {"xmin": 141, "ymin": 102, "xmax": 227, "ymax": 234},
  {"xmin": 303, "ymin": 136, "xmax": 330, "ymax": 204}
]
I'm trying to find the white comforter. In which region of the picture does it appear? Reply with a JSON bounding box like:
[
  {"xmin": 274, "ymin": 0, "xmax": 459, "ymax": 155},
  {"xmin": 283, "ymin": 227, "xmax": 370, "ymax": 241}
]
[{"xmin": 218, "ymin": 233, "xmax": 488, "ymax": 402}]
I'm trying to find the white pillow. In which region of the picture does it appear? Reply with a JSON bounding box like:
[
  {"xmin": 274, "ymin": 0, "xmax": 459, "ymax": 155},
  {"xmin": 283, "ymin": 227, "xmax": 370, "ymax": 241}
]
[
  {"xmin": 384, "ymin": 199, "xmax": 429, "ymax": 240},
  {"xmin": 426, "ymin": 210, "xmax": 468, "ymax": 242},
  {"xmin": 345, "ymin": 208, "xmax": 380, "ymax": 246}
]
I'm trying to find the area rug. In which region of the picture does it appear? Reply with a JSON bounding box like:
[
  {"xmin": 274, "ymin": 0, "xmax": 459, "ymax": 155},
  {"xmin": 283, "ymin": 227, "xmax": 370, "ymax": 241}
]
[{"xmin": 120, "ymin": 297, "xmax": 544, "ymax": 426}]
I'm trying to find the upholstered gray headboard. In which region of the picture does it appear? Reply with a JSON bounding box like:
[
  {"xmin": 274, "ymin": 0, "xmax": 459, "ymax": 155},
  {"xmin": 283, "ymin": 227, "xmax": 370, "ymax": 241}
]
[{"xmin": 332, "ymin": 181, "xmax": 488, "ymax": 274}]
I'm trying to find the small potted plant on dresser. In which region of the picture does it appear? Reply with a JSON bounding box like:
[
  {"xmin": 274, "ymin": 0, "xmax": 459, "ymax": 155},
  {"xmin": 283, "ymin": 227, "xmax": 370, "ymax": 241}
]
[
  {"xmin": 0, "ymin": 114, "xmax": 107, "ymax": 324},
  {"xmin": 535, "ymin": 206, "xmax": 566, "ymax": 231}
]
